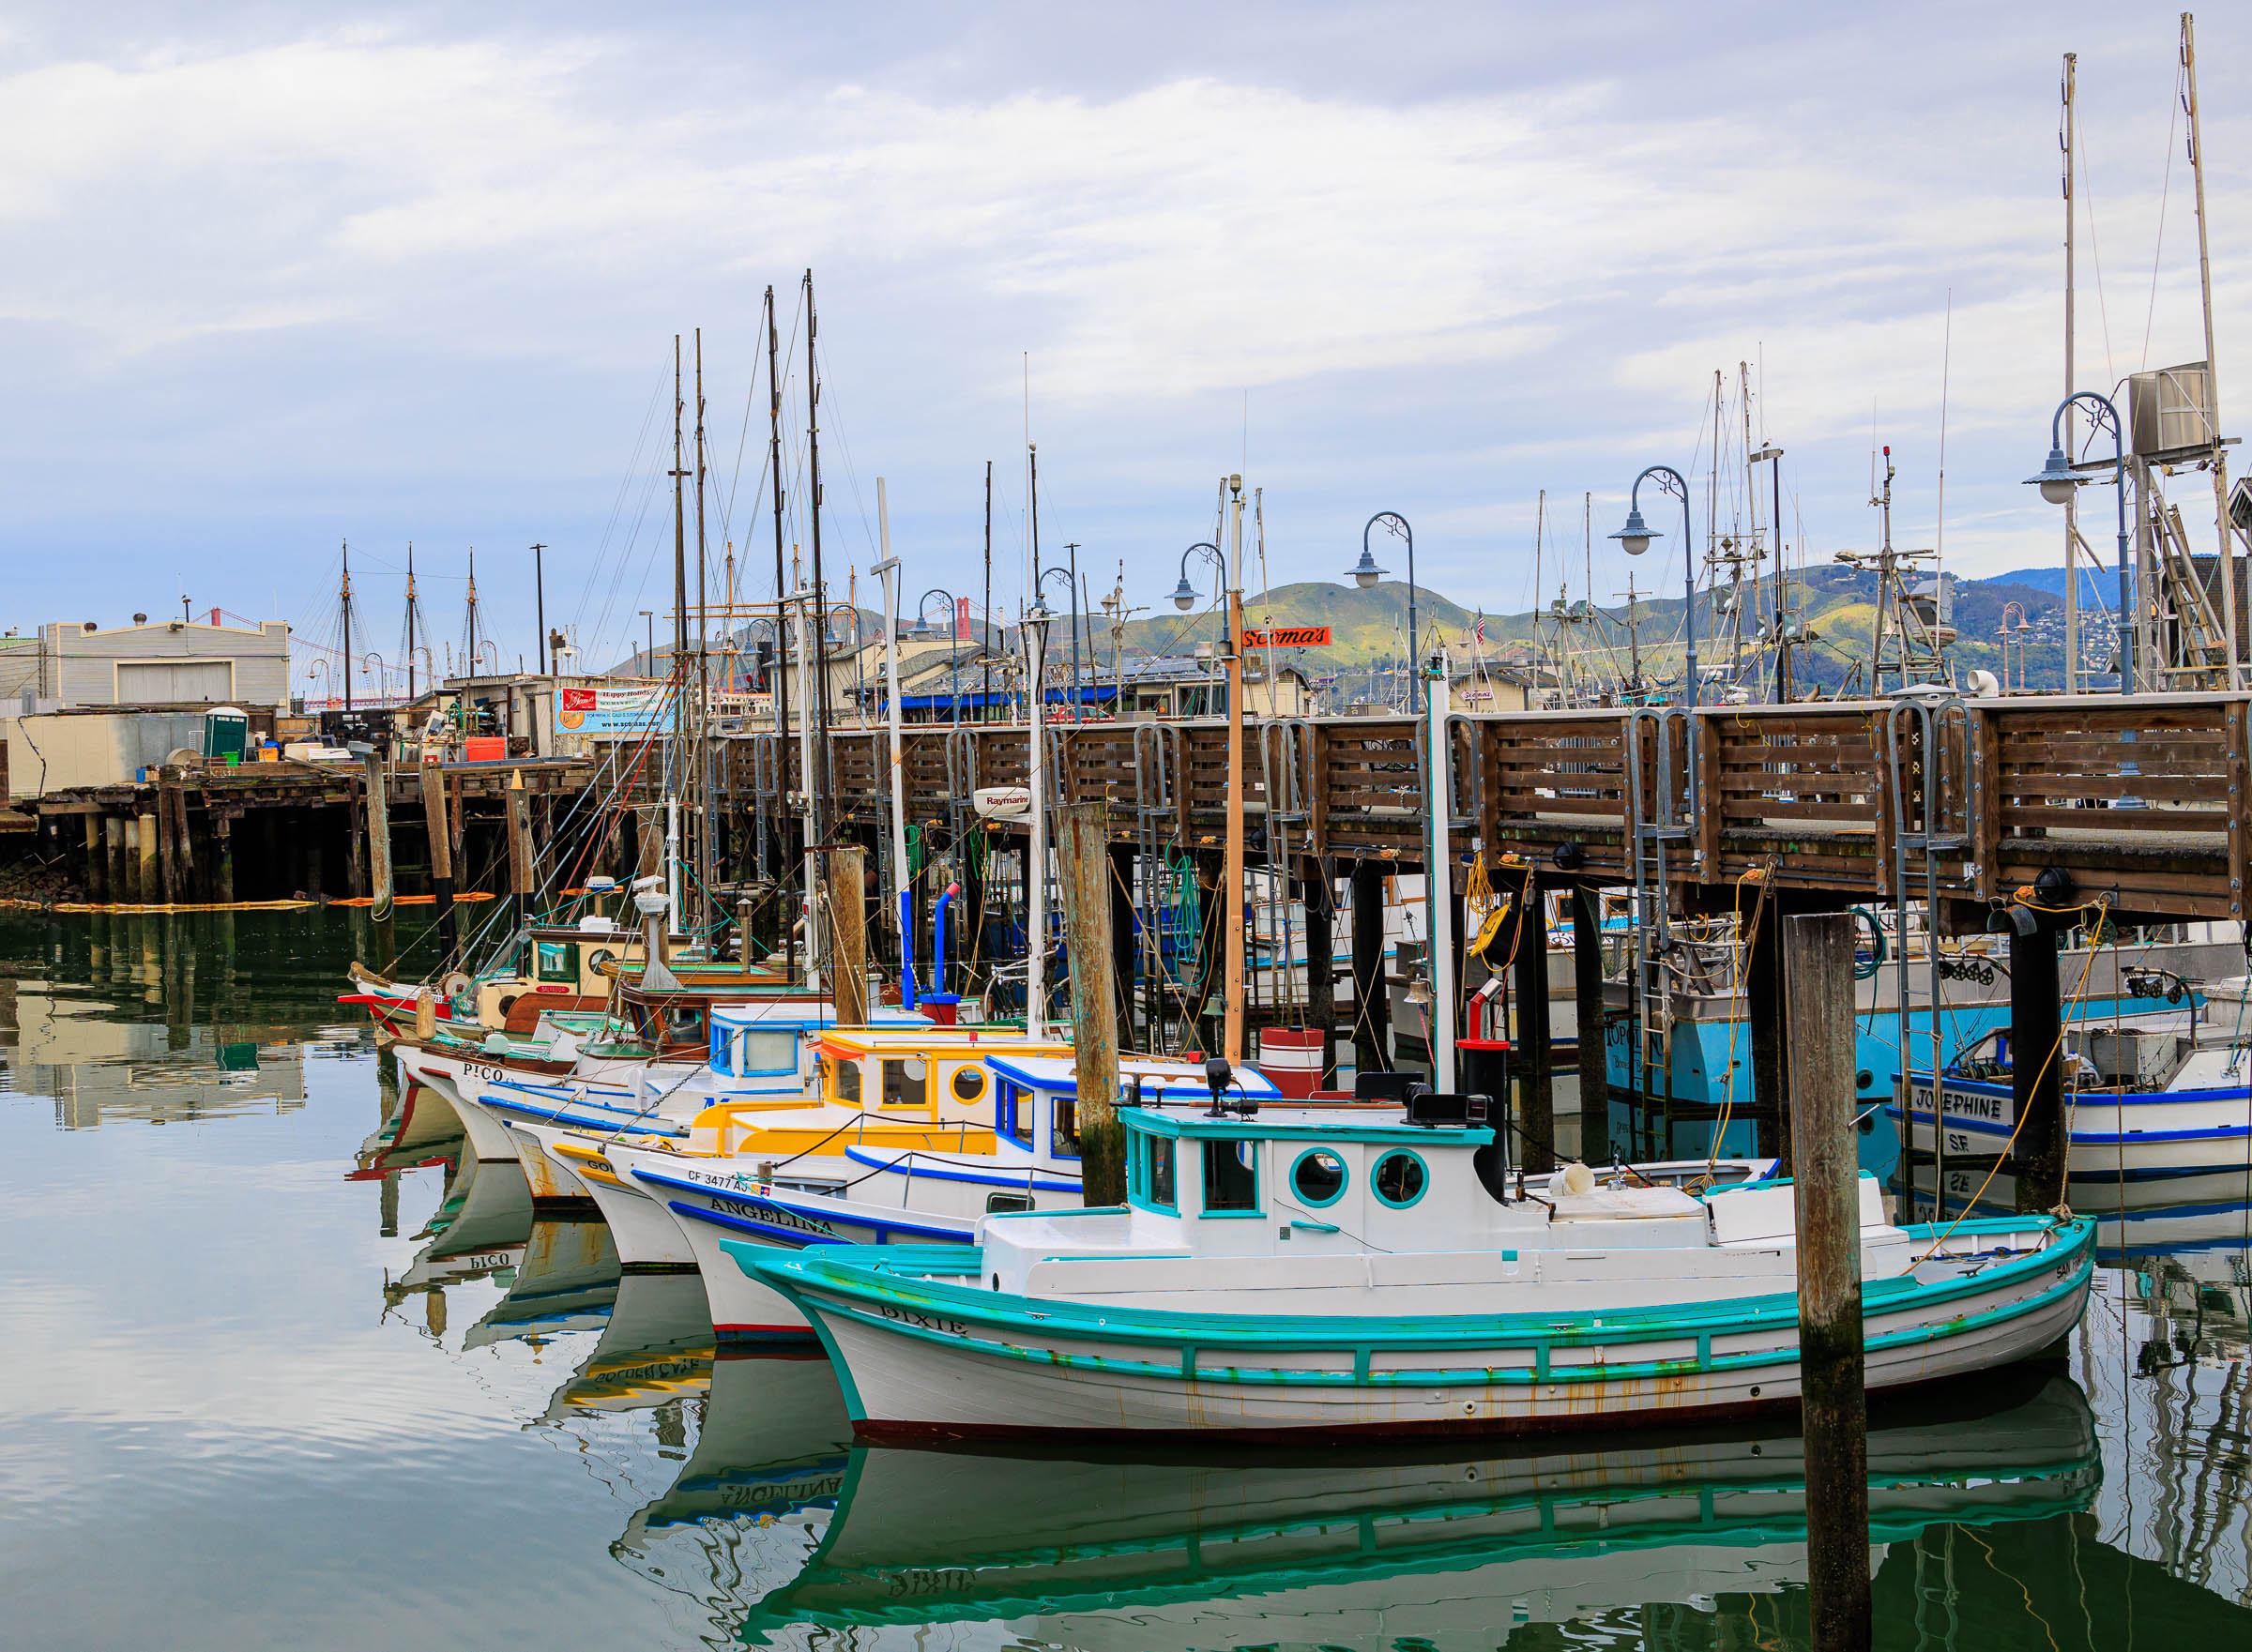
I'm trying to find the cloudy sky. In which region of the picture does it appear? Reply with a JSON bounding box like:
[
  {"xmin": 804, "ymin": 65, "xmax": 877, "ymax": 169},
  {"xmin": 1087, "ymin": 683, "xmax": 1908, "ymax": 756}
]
[{"xmin": 1, "ymin": 2, "xmax": 2243, "ymax": 684}]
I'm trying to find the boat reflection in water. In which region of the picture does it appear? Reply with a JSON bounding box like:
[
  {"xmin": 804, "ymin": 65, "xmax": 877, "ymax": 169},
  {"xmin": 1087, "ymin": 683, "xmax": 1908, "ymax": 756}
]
[
  {"xmin": 464, "ymin": 1216, "xmax": 621, "ymax": 1350},
  {"xmin": 710, "ymin": 1367, "xmax": 2096, "ymax": 1646},
  {"xmin": 611, "ymin": 1348, "xmax": 857, "ymax": 1583},
  {"xmin": 539, "ymin": 1272, "xmax": 715, "ymax": 1422}
]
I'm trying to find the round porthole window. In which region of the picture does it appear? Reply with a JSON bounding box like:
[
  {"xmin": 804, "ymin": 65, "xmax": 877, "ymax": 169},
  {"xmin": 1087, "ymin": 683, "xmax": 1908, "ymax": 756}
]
[
  {"xmin": 1290, "ymin": 1148, "xmax": 1347, "ymax": 1207},
  {"xmin": 951, "ymin": 1065, "xmax": 987, "ymax": 1102},
  {"xmin": 1372, "ymin": 1150, "xmax": 1427, "ymax": 1208}
]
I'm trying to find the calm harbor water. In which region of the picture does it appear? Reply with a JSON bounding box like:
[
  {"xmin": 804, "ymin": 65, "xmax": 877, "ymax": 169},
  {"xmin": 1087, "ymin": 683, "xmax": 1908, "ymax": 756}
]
[{"xmin": 2, "ymin": 910, "xmax": 2247, "ymax": 1649}]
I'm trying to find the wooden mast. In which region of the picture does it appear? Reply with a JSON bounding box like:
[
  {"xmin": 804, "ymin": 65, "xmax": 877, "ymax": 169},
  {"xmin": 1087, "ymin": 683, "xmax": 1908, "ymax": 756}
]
[
  {"xmin": 2183, "ymin": 12, "xmax": 2240, "ymax": 689},
  {"xmin": 1222, "ymin": 475, "xmax": 1247, "ymax": 1064}
]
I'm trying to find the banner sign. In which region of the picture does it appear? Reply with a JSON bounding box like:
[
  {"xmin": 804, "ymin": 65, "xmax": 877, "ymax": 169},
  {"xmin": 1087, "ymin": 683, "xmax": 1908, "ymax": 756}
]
[
  {"xmin": 1240, "ymin": 626, "xmax": 1331, "ymax": 647},
  {"xmin": 555, "ymin": 684, "xmax": 676, "ymax": 735}
]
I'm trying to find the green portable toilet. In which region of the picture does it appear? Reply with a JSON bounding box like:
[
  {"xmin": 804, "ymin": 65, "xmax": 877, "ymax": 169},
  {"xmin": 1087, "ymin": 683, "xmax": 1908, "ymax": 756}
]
[{"xmin": 203, "ymin": 705, "xmax": 250, "ymax": 763}]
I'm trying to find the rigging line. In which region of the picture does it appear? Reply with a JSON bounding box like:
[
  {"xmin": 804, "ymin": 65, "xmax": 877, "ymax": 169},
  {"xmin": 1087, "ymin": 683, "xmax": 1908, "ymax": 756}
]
[
  {"xmin": 572, "ymin": 364, "xmax": 669, "ymax": 631},
  {"xmin": 2140, "ymin": 53, "xmax": 2185, "ymax": 373}
]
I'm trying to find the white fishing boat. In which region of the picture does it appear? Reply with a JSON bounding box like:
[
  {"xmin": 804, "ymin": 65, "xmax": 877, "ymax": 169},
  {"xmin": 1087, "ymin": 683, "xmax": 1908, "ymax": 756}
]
[
  {"xmin": 744, "ymin": 1074, "xmax": 2094, "ymax": 1438},
  {"xmin": 1890, "ymin": 996, "xmax": 2252, "ymax": 1181}
]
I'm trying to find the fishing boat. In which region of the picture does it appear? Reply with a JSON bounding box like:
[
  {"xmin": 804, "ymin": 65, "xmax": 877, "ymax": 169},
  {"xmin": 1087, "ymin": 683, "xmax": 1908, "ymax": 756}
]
[
  {"xmin": 604, "ymin": 1053, "xmax": 1267, "ymax": 1339},
  {"xmin": 743, "ymin": 1074, "xmax": 2094, "ymax": 1438},
  {"xmin": 738, "ymin": 1367, "xmax": 2096, "ymax": 1643},
  {"xmin": 1889, "ymin": 993, "xmax": 2252, "ymax": 1181}
]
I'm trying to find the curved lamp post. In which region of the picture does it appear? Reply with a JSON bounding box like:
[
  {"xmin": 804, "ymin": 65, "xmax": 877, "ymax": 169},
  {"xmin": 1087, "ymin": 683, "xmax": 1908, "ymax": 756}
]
[
  {"xmin": 2026, "ymin": 392, "xmax": 2133, "ymax": 695},
  {"xmin": 1348, "ymin": 512, "xmax": 1417, "ymax": 712},
  {"xmin": 1167, "ymin": 541, "xmax": 1225, "ymax": 612},
  {"xmin": 1035, "ymin": 565, "xmax": 1082, "ymax": 720},
  {"xmin": 912, "ymin": 588, "xmax": 962, "ymax": 723},
  {"xmin": 1610, "ymin": 467, "xmax": 1699, "ymax": 706}
]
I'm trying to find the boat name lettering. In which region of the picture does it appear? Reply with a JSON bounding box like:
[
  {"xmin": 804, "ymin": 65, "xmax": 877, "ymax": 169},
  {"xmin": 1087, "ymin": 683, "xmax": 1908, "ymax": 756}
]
[
  {"xmin": 1909, "ymin": 1084, "xmax": 2011, "ymax": 1124},
  {"xmin": 466, "ymin": 1062, "xmax": 509, "ymax": 1084},
  {"xmin": 720, "ymin": 1472, "xmax": 844, "ymax": 1511},
  {"xmin": 885, "ymin": 1568, "xmax": 979, "ymax": 1599},
  {"xmin": 708, "ymin": 1190, "xmax": 837, "ymax": 1237},
  {"xmin": 875, "ymin": 1303, "xmax": 969, "ymax": 1337}
]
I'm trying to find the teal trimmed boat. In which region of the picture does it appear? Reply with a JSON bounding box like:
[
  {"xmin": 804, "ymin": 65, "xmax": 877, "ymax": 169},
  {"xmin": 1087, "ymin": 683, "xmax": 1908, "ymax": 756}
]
[{"xmin": 737, "ymin": 1091, "xmax": 2095, "ymax": 1440}]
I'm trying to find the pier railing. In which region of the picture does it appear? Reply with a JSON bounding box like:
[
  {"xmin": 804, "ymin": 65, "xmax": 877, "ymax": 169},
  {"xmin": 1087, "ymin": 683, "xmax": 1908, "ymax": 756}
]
[{"xmin": 740, "ymin": 690, "xmax": 2250, "ymax": 920}]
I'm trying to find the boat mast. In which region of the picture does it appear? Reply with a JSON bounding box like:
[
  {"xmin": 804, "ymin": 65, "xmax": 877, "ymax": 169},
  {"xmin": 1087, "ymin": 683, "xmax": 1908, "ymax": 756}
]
[
  {"xmin": 669, "ymin": 335, "xmax": 689, "ymax": 932},
  {"xmin": 1222, "ymin": 475, "xmax": 1247, "ymax": 1065},
  {"xmin": 404, "ymin": 543, "xmax": 417, "ymax": 703},
  {"xmin": 982, "ymin": 461, "xmax": 994, "ymax": 720},
  {"xmin": 2062, "ymin": 52, "xmax": 2080, "ymax": 694},
  {"xmin": 694, "ymin": 326, "xmax": 714, "ymax": 928},
  {"xmin": 341, "ymin": 539, "xmax": 353, "ymax": 715},
  {"xmin": 2183, "ymin": 12, "xmax": 2241, "ymax": 689}
]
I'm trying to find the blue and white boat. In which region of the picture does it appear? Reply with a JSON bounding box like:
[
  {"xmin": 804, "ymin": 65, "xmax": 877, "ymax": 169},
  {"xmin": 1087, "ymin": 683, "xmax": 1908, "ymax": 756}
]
[
  {"xmin": 742, "ymin": 1081, "xmax": 2094, "ymax": 1439},
  {"xmin": 1889, "ymin": 996, "xmax": 2252, "ymax": 1181},
  {"xmin": 606, "ymin": 1055, "xmax": 1279, "ymax": 1341}
]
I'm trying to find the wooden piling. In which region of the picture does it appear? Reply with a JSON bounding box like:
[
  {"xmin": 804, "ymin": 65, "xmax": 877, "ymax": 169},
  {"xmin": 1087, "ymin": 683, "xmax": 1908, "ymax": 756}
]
[
  {"xmin": 1571, "ymin": 885, "xmax": 1609, "ymax": 1163},
  {"xmin": 134, "ymin": 812, "xmax": 156, "ymax": 902},
  {"xmin": 1783, "ymin": 910, "xmax": 1871, "ymax": 1652},
  {"xmin": 1350, "ymin": 860, "xmax": 1391, "ymax": 1077},
  {"xmin": 104, "ymin": 816, "xmax": 126, "ymax": 902},
  {"xmin": 1302, "ymin": 856, "xmax": 1337, "ymax": 1087},
  {"xmin": 213, "ymin": 816, "xmax": 235, "ymax": 904},
  {"xmin": 2009, "ymin": 913, "xmax": 2066, "ymax": 1212},
  {"xmin": 83, "ymin": 817, "xmax": 105, "ymax": 902},
  {"xmin": 506, "ymin": 775, "xmax": 534, "ymax": 933},
  {"xmin": 827, "ymin": 845, "xmax": 868, "ymax": 1025},
  {"xmin": 1508, "ymin": 876, "xmax": 1555, "ymax": 1173},
  {"xmin": 1058, "ymin": 802, "xmax": 1124, "ymax": 1206},
  {"xmin": 1747, "ymin": 896, "xmax": 1790, "ymax": 1171},
  {"xmin": 363, "ymin": 753, "xmax": 394, "ymax": 916},
  {"xmin": 346, "ymin": 779, "xmax": 368, "ymax": 899},
  {"xmin": 418, "ymin": 762, "xmax": 458, "ymax": 968}
]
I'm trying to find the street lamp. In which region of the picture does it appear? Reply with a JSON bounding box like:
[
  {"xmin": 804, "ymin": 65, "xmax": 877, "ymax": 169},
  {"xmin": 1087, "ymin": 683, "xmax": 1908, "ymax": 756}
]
[
  {"xmin": 1610, "ymin": 467, "xmax": 1699, "ymax": 706},
  {"xmin": 1036, "ymin": 565, "xmax": 1082, "ymax": 721},
  {"xmin": 1352, "ymin": 513, "xmax": 1418, "ymax": 711},
  {"xmin": 1170, "ymin": 541, "xmax": 1223, "ymax": 611},
  {"xmin": 2027, "ymin": 392, "xmax": 2134, "ymax": 694},
  {"xmin": 918, "ymin": 589, "xmax": 962, "ymax": 723}
]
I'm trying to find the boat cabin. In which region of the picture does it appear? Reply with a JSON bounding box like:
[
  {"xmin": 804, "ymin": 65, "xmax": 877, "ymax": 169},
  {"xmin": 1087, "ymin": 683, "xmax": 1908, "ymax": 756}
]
[
  {"xmin": 814, "ymin": 1028, "xmax": 1071, "ymax": 1120},
  {"xmin": 983, "ymin": 1054, "xmax": 1286, "ymax": 1174},
  {"xmin": 706, "ymin": 1003, "xmax": 932, "ymax": 1088}
]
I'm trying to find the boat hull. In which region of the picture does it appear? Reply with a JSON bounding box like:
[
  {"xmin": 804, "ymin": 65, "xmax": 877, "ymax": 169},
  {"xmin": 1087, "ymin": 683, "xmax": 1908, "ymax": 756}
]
[
  {"xmin": 742, "ymin": 1218, "xmax": 2095, "ymax": 1441},
  {"xmin": 1891, "ymin": 1073, "xmax": 2252, "ymax": 1178}
]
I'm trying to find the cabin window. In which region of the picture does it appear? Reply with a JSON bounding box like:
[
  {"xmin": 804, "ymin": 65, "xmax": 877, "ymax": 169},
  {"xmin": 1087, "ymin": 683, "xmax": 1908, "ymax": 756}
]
[
  {"xmin": 1373, "ymin": 1150, "xmax": 1428, "ymax": 1208},
  {"xmin": 833, "ymin": 1057, "xmax": 862, "ymax": 1106},
  {"xmin": 950, "ymin": 1065, "xmax": 987, "ymax": 1103},
  {"xmin": 1201, "ymin": 1139, "xmax": 1258, "ymax": 1214},
  {"xmin": 669, "ymin": 1008, "xmax": 706, "ymax": 1045},
  {"xmin": 985, "ymin": 1191, "xmax": 1034, "ymax": 1214},
  {"xmin": 1290, "ymin": 1148, "xmax": 1347, "ymax": 1207},
  {"xmin": 1051, "ymin": 1093, "xmax": 1081, "ymax": 1160},
  {"xmin": 740, "ymin": 1030, "xmax": 799, "ymax": 1074},
  {"xmin": 586, "ymin": 947, "xmax": 616, "ymax": 977},
  {"xmin": 534, "ymin": 941, "xmax": 574, "ymax": 983},
  {"xmin": 1142, "ymin": 1132, "xmax": 1177, "ymax": 1209},
  {"xmin": 709, "ymin": 1027, "xmax": 734, "ymax": 1074},
  {"xmin": 881, "ymin": 1057, "xmax": 928, "ymax": 1108},
  {"xmin": 997, "ymin": 1080, "xmax": 1032, "ymax": 1147}
]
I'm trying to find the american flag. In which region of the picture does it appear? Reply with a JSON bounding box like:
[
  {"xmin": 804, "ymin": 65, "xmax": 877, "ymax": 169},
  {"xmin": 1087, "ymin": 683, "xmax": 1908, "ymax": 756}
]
[{"xmin": 1474, "ymin": 614, "xmax": 1486, "ymax": 644}]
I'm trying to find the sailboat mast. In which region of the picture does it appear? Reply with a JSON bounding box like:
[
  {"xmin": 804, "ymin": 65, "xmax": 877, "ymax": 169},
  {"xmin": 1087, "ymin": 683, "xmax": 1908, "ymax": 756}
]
[
  {"xmin": 982, "ymin": 461, "xmax": 994, "ymax": 718},
  {"xmin": 670, "ymin": 335, "xmax": 689, "ymax": 930},
  {"xmin": 1222, "ymin": 476, "xmax": 1247, "ymax": 1065},
  {"xmin": 341, "ymin": 540, "xmax": 353, "ymax": 715},
  {"xmin": 805, "ymin": 270, "xmax": 829, "ymax": 849},
  {"xmin": 405, "ymin": 544, "xmax": 417, "ymax": 703},
  {"xmin": 2183, "ymin": 13, "xmax": 2241, "ymax": 689},
  {"xmin": 694, "ymin": 326, "xmax": 713, "ymax": 926},
  {"xmin": 2062, "ymin": 52, "xmax": 2080, "ymax": 694}
]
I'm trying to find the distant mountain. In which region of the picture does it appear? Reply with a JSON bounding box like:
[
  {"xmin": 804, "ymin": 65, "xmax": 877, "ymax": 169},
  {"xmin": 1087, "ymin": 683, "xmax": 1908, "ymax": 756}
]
[{"xmin": 1970, "ymin": 566, "xmax": 2110, "ymax": 606}]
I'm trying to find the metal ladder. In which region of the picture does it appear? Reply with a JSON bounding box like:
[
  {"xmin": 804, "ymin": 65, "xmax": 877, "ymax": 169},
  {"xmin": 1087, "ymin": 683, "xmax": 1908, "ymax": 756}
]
[{"xmin": 1625, "ymin": 707, "xmax": 1694, "ymax": 1136}]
